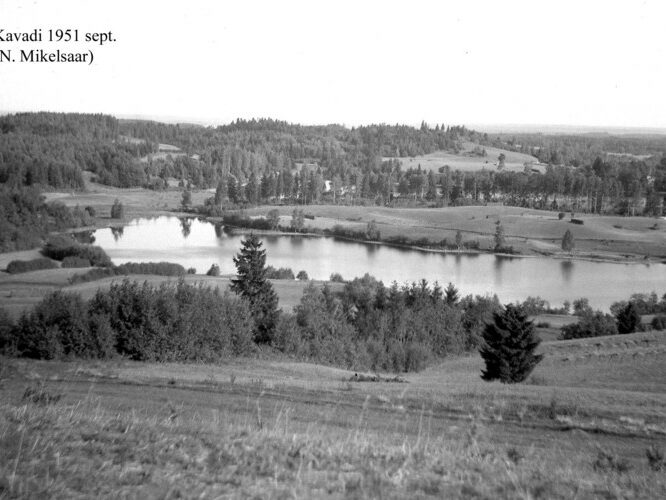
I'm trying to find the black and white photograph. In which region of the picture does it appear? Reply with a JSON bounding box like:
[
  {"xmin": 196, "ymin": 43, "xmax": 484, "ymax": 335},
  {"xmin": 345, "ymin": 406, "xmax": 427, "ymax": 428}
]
[{"xmin": 1, "ymin": 0, "xmax": 666, "ymax": 497}]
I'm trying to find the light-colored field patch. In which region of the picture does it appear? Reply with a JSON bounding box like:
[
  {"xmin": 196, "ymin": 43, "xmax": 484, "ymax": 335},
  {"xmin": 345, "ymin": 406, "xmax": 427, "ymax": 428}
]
[{"xmin": 385, "ymin": 141, "xmax": 541, "ymax": 173}]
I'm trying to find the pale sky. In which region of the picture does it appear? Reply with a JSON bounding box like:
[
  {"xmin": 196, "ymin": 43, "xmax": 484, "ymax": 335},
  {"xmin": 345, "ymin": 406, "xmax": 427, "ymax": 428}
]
[{"xmin": 1, "ymin": 0, "xmax": 665, "ymax": 128}]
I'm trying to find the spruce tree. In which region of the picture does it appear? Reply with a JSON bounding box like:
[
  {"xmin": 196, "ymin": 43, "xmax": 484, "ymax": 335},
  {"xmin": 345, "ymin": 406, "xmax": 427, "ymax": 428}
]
[
  {"xmin": 480, "ymin": 305, "xmax": 543, "ymax": 383},
  {"xmin": 230, "ymin": 234, "xmax": 279, "ymax": 343},
  {"xmin": 616, "ymin": 302, "xmax": 640, "ymax": 334},
  {"xmin": 444, "ymin": 282, "xmax": 459, "ymax": 305}
]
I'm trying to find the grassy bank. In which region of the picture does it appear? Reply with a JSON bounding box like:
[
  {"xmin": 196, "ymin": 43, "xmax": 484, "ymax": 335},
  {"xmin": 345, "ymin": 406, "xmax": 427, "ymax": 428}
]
[{"xmin": 1, "ymin": 330, "xmax": 666, "ymax": 498}]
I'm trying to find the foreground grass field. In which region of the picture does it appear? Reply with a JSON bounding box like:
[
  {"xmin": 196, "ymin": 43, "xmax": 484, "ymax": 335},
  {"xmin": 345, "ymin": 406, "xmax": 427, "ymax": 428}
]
[{"xmin": 1, "ymin": 331, "xmax": 665, "ymax": 498}]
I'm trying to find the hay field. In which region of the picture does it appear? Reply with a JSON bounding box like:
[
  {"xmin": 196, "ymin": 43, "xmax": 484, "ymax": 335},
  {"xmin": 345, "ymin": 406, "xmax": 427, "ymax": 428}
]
[
  {"xmin": 247, "ymin": 204, "xmax": 666, "ymax": 260},
  {"xmin": 2, "ymin": 329, "xmax": 665, "ymax": 498},
  {"xmin": 385, "ymin": 142, "xmax": 541, "ymax": 173}
]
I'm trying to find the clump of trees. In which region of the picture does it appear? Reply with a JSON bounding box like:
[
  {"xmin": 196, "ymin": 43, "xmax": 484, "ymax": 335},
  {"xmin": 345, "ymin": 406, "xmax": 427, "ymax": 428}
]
[
  {"xmin": 274, "ymin": 276, "xmax": 500, "ymax": 372},
  {"xmin": 1, "ymin": 280, "xmax": 254, "ymax": 361},
  {"xmin": 41, "ymin": 235, "xmax": 113, "ymax": 267},
  {"xmin": 479, "ymin": 305, "xmax": 543, "ymax": 383}
]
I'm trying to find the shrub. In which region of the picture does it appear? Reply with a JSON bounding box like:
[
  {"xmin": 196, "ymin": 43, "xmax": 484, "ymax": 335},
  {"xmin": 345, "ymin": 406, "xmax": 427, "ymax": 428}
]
[
  {"xmin": 84, "ymin": 206, "xmax": 96, "ymax": 217},
  {"xmin": 651, "ymin": 315, "xmax": 666, "ymax": 330},
  {"xmin": 110, "ymin": 199, "xmax": 124, "ymax": 219},
  {"xmin": 265, "ymin": 266, "xmax": 295, "ymax": 280},
  {"xmin": 206, "ymin": 263, "xmax": 221, "ymax": 276},
  {"xmin": 558, "ymin": 212, "xmax": 565, "ymax": 220},
  {"xmin": 116, "ymin": 262, "xmax": 186, "ymax": 276},
  {"xmin": 42, "ymin": 235, "xmax": 113, "ymax": 267},
  {"xmin": 187, "ymin": 267, "xmax": 197, "ymax": 274},
  {"xmin": 480, "ymin": 305, "xmax": 543, "ymax": 383},
  {"xmin": 6, "ymin": 258, "xmax": 58, "ymax": 274},
  {"xmin": 69, "ymin": 267, "xmax": 117, "ymax": 284},
  {"xmin": 559, "ymin": 311, "xmax": 618, "ymax": 339},
  {"xmin": 61, "ymin": 256, "xmax": 91, "ymax": 268},
  {"xmin": 330, "ymin": 272, "xmax": 345, "ymax": 283},
  {"xmin": 11, "ymin": 291, "xmax": 102, "ymax": 359}
]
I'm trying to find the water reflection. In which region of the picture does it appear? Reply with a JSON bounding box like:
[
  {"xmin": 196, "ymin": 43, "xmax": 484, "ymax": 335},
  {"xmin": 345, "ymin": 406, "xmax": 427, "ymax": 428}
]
[
  {"xmin": 110, "ymin": 226, "xmax": 124, "ymax": 242},
  {"xmin": 91, "ymin": 216, "xmax": 666, "ymax": 311},
  {"xmin": 560, "ymin": 260, "xmax": 574, "ymax": 284},
  {"xmin": 180, "ymin": 218, "xmax": 192, "ymax": 238}
]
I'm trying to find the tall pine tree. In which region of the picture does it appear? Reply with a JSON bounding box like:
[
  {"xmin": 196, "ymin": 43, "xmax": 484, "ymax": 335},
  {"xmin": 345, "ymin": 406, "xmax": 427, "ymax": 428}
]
[
  {"xmin": 230, "ymin": 234, "xmax": 279, "ymax": 343},
  {"xmin": 480, "ymin": 305, "xmax": 543, "ymax": 383}
]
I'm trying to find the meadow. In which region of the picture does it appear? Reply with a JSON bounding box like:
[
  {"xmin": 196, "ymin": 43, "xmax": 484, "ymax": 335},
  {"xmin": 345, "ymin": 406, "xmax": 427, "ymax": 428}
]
[
  {"xmin": 384, "ymin": 142, "xmax": 542, "ymax": 173},
  {"xmin": 1, "ymin": 329, "xmax": 665, "ymax": 498}
]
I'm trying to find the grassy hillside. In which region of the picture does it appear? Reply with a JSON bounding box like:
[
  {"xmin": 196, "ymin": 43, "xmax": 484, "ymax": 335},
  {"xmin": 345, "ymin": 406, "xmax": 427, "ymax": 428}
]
[{"xmin": 2, "ymin": 330, "xmax": 665, "ymax": 498}]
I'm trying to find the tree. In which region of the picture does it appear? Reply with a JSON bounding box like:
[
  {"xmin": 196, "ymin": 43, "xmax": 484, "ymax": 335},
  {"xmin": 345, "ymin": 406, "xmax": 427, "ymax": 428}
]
[
  {"xmin": 616, "ymin": 302, "xmax": 641, "ymax": 334},
  {"xmin": 455, "ymin": 230, "xmax": 463, "ymax": 251},
  {"xmin": 214, "ymin": 178, "xmax": 228, "ymax": 206},
  {"xmin": 366, "ymin": 220, "xmax": 380, "ymax": 240},
  {"xmin": 291, "ymin": 209, "xmax": 305, "ymax": 232},
  {"xmin": 480, "ymin": 305, "xmax": 543, "ymax": 383},
  {"xmin": 494, "ymin": 222, "xmax": 505, "ymax": 250},
  {"xmin": 561, "ymin": 229, "xmax": 575, "ymax": 253},
  {"xmin": 444, "ymin": 282, "xmax": 459, "ymax": 305},
  {"xmin": 267, "ymin": 209, "xmax": 280, "ymax": 230},
  {"xmin": 230, "ymin": 234, "xmax": 279, "ymax": 343},
  {"xmin": 498, "ymin": 153, "xmax": 506, "ymax": 170},
  {"xmin": 206, "ymin": 263, "xmax": 220, "ymax": 276},
  {"xmin": 110, "ymin": 199, "xmax": 124, "ymax": 219},
  {"xmin": 181, "ymin": 189, "xmax": 192, "ymax": 209},
  {"xmin": 296, "ymin": 270, "xmax": 309, "ymax": 281}
]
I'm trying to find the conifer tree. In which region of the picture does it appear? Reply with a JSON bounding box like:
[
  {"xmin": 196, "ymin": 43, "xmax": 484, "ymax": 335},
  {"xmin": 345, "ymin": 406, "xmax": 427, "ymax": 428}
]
[
  {"xmin": 230, "ymin": 234, "xmax": 279, "ymax": 343},
  {"xmin": 444, "ymin": 282, "xmax": 459, "ymax": 305},
  {"xmin": 480, "ymin": 305, "xmax": 543, "ymax": 383},
  {"xmin": 616, "ymin": 302, "xmax": 640, "ymax": 334}
]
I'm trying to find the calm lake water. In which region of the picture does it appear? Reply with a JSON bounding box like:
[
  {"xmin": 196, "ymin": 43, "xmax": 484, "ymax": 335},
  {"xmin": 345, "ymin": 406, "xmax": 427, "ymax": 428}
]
[{"xmin": 92, "ymin": 216, "xmax": 666, "ymax": 311}]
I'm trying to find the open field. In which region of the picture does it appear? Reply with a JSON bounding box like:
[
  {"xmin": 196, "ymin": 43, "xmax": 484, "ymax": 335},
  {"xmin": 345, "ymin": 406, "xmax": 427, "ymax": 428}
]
[
  {"xmin": 40, "ymin": 180, "xmax": 666, "ymax": 262},
  {"xmin": 0, "ymin": 268, "xmax": 340, "ymax": 320},
  {"xmin": 245, "ymin": 204, "xmax": 666, "ymax": 262},
  {"xmin": 1, "ymin": 330, "xmax": 666, "ymax": 498},
  {"xmin": 385, "ymin": 142, "xmax": 542, "ymax": 174}
]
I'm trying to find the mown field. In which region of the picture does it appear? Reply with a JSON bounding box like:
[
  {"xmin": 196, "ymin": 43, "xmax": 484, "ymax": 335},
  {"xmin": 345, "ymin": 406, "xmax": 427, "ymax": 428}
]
[
  {"xmin": 1, "ymin": 330, "xmax": 665, "ymax": 498},
  {"xmin": 245, "ymin": 204, "xmax": 666, "ymax": 261},
  {"xmin": 385, "ymin": 142, "xmax": 542, "ymax": 174}
]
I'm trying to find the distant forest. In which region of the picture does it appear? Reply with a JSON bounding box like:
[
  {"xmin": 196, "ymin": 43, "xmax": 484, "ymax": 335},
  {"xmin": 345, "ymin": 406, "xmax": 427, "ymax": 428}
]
[{"xmin": 1, "ymin": 112, "xmax": 665, "ymax": 215}]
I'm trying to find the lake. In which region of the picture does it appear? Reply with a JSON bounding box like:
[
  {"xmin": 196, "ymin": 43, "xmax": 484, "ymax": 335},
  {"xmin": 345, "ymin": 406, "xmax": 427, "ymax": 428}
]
[{"xmin": 92, "ymin": 216, "xmax": 666, "ymax": 311}]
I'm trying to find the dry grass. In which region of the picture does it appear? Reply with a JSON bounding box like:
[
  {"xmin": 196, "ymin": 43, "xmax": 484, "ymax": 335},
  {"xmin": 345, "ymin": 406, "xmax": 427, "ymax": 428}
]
[{"xmin": 1, "ymin": 330, "xmax": 666, "ymax": 498}]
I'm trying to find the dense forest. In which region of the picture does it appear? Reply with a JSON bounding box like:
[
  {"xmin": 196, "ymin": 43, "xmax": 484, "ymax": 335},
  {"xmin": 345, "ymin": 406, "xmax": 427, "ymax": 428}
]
[{"xmin": 1, "ymin": 112, "xmax": 665, "ymax": 216}]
